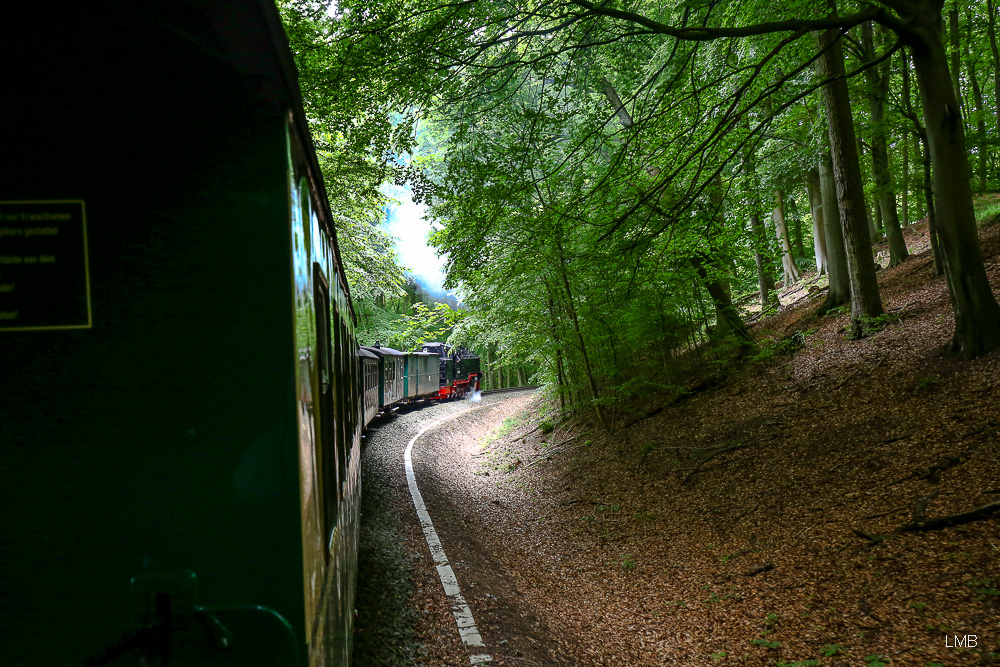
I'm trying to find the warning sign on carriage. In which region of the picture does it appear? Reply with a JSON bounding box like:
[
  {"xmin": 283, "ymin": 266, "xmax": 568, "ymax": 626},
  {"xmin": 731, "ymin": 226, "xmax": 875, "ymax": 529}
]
[{"xmin": 0, "ymin": 201, "xmax": 92, "ymax": 331}]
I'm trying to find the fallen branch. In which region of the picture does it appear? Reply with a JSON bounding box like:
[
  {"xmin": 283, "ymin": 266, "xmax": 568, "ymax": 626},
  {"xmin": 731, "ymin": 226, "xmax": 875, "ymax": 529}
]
[
  {"xmin": 889, "ymin": 455, "xmax": 964, "ymax": 486},
  {"xmin": 742, "ymin": 562, "xmax": 774, "ymax": 577},
  {"xmin": 516, "ymin": 424, "xmax": 543, "ymax": 440},
  {"xmin": 852, "ymin": 498, "xmax": 1000, "ymax": 542},
  {"xmin": 852, "ymin": 528, "xmax": 885, "ymax": 544},
  {"xmin": 724, "ymin": 547, "xmax": 757, "ymax": 563},
  {"xmin": 898, "ymin": 499, "xmax": 1000, "ymax": 532},
  {"xmin": 682, "ymin": 443, "xmax": 751, "ymax": 485},
  {"xmin": 886, "ymin": 300, "xmax": 914, "ymax": 313},
  {"xmin": 526, "ymin": 434, "xmax": 584, "ymax": 467}
]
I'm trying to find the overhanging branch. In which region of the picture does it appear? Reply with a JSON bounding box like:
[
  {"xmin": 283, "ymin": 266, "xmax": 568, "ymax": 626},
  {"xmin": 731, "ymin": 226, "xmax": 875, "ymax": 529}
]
[{"xmin": 569, "ymin": 0, "xmax": 883, "ymax": 41}]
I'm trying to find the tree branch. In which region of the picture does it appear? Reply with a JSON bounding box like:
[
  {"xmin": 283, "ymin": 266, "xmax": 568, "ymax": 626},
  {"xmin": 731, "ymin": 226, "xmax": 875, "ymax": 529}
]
[{"xmin": 568, "ymin": 0, "xmax": 882, "ymax": 41}]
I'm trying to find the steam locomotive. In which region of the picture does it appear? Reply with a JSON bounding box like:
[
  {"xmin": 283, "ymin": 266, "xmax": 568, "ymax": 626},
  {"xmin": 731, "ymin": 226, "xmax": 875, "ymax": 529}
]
[{"xmin": 0, "ymin": 2, "xmax": 476, "ymax": 666}]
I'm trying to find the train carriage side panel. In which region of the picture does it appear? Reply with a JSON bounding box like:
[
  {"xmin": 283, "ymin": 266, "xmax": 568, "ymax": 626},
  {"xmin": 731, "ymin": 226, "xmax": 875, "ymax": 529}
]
[
  {"xmin": 359, "ymin": 348, "xmax": 380, "ymax": 426},
  {"xmin": 403, "ymin": 354, "xmax": 411, "ymax": 398},
  {"xmin": 289, "ymin": 126, "xmax": 361, "ymax": 665},
  {"xmin": 0, "ymin": 3, "xmax": 322, "ymax": 664},
  {"xmin": 404, "ymin": 352, "xmax": 421, "ymax": 398},
  {"xmin": 1, "ymin": 4, "xmax": 362, "ymax": 667},
  {"xmin": 391, "ymin": 353, "xmax": 405, "ymax": 403},
  {"xmin": 362, "ymin": 346, "xmax": 405, "ymax": 408},
  {"xmin": 420, "ymin": 352, "xmax": 440, "ymax": 395},
  {"xmin": 410, "ymin": 351, "xmax": 438, "ymax": 397}
]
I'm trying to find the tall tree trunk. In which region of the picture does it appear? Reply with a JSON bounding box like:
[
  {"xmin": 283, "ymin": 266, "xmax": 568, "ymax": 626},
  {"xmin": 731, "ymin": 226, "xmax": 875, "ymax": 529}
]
[
  {"xmin": 867, "ymin": 201, "xmax": 879, "ymax": 243},
  {"xmin": 818, "ymin": 151, "xmax": 851, "ymax": 314},
  {"xmin": 965, "ymin": 8, "xmax": 989, "ymax": 191},
  {"xmin": 987, "ymin": 0, "xmax": 1000, "ymax": 143},
  {"xmin": 949, "ymin": 6, "xmax": 960, "ymax": 101},
  {"xmin": 705, "ymin": 178, "xmax": 737, "ymax": 336},
  {"xmin": 487, "ymin": 345, "xmax": 497, "ymax": 390},
  {"xmin": 555, "ymin": 351, "xmax": 565, "ymax": 409},
  {"xmin": 902, "ymin": 47, "xmax": 945, "ymax": 275},
  {"xmin": 902, "ymin": 131, "xmax": 910, "ymax": 227},
  {"xmin": 786, "ymin": 194, "xmax": 807, "ymax": 258},
  {"xmin": 806, "ymin": 167, "xmax": 828, "ymax": 275},
  {"xmin": 818, "ymin": 11, "xmax": 885, "ymax": 336},
  {"xmin": 553, "ymin": 223, "xmax": 610, "ymax": 432},
  {"xmin": 792, "ymin": 214, "xmax": 806, "ymax": 259},
  {"xmin": 907, "ymin": 3, "xmax": 1000, "ymax": 358},
  {"xmin": 547, "ymin": 290, "xmax": 568, "ymax": 406},
  {"xmin": 691, "ymin": 254, "xmax": 751, "ymax": 344},
  {"xmin": 744, "ymin": 127, "xmax": 781, "ymax": 308},
  {"xmin": 773, "ymin": 189, "xmax": 800, "ymax": 285},
  {"xmin": 750, "ymin": 210, "xmax": 780, "ymax": 309},
  {"xmin": 862, "ymin": 22, "xmax": 909, "ymax": 266},
  {"xmin": 918, "ymin": 124, "xmax": 944, "ymax": 276}
]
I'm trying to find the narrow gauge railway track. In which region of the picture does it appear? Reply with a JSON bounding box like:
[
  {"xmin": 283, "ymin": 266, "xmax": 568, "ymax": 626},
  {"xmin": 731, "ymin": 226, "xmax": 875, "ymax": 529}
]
[
  {"xmin": 363, "ymin": 387, "xmax": 537, "ymax": 430},
  {"xmin": 481, "ymin": 386, "xmax": 538, "ymax": 396}
]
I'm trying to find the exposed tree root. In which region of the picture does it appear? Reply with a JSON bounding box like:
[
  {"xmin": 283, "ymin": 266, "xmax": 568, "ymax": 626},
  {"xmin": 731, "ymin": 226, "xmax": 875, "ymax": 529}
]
[
  {"xmin": 682, "ymin": 443, "xmax": 751, "ymax": 485},
  {"xmin": 853, "ymin": 497, "xmax": 1000, "ymax": 542},
  {"xmin": 897, "ymin": 499, "xmax": 1000, "ymax": 532}
]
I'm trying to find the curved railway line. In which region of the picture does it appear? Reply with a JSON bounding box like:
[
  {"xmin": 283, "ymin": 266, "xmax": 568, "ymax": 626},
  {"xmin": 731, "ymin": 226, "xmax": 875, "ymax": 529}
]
[
  {"xmin": 481, "ymin": 386, "xmax": 539, "ymax": 396},
  {"xmin": 355, "ymin": 389, "xmax": 546, "ymax": 667}
]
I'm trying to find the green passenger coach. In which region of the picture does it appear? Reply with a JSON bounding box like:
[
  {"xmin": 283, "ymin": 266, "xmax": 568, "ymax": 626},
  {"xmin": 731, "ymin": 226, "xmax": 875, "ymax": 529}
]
[{"xmin": 0, "ymin": 2, "xmax": 363, "ymax": 665}]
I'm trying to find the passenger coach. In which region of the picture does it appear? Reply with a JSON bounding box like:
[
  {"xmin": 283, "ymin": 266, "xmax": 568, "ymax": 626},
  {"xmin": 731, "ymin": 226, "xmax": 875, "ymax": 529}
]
[{"xmin": 1, "ymin": 2, "xmax": 361, "ymax": 665}]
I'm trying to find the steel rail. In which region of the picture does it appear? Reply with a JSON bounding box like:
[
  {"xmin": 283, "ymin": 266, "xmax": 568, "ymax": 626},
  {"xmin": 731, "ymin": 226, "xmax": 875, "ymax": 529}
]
[{"xmin": 480, "ymin": 386, "xmax": 538, "ymax": 396}]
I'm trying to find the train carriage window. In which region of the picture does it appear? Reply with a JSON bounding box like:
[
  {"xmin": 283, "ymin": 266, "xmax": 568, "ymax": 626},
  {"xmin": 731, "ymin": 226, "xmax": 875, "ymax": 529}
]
[
  {"xmin": 300, "ymin": 177, "xmax": 311, "ymax": 258},
  {"xmin": 312, "ymin": 264, "xmax": 338, "ymax": 554},
  {"xmin": 334, "ymin": 314, "xmax": 348, "ymax": 495}
]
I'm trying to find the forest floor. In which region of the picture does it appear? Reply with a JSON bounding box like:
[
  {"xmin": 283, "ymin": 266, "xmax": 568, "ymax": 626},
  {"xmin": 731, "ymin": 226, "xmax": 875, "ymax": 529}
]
[{"xmin": 355, "ymin": 211, "xmax": 1000, "ymax": 667}]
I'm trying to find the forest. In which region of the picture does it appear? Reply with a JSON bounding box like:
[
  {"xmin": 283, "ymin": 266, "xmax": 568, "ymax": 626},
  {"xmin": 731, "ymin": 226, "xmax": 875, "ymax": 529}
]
[
  {"xmin": 277, "ymin": 2, "xmax": 1000, "ymax": 664},
  {"xmin": 278, "ymin": 0, "xmax": 1000, "ymax": 412}
]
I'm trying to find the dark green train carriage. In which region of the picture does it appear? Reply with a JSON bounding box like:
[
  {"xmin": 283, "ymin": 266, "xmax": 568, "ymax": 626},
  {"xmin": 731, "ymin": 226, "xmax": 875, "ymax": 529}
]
[{"xmin": 1, "ymin": 2, "xmax": 362, "ymax": 665}]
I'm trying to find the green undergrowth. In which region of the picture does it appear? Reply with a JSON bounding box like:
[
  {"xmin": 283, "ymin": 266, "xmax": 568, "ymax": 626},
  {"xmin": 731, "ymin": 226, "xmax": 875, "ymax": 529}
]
[
  {"xmin": 748, "ymin": 329, "xmax": 812, "ymax": 364},
  {"xmin": 973, "ymin": 195, "xmax": 1000, "ymax": 224},
  {"xmin": 480, "ymin": 414, "xmax": 527, "ymax": 449}
]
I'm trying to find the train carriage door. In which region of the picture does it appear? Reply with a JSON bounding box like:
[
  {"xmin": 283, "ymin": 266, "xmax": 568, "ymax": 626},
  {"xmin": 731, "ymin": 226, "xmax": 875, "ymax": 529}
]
[
  {"xmin": 312, "ymin": 264, "xmax": 338, "ymax": 553},
  {"xmin": 334, "ymin": 315, "xmax": 348, "ymax": 497}
]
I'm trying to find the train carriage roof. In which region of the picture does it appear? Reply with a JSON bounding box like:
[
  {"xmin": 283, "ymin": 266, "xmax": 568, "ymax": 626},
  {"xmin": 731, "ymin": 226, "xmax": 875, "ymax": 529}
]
[
  {"xmin": 360, "ymin": 346, "xmax": 405, "ymax": 357},
  {"xmin": 109, "ymin": 0, "xmax": 358, "ymax": 323}
]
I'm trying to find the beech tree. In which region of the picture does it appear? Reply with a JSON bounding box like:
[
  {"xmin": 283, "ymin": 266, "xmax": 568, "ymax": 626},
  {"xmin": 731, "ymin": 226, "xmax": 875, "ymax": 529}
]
[
  {"xmin": 859, "ymin": 21, "xmax": 909, "ymax": 266},
  {"xmin": 556, "ymin": 0, "xmax": 1000, "ymax": 353}
]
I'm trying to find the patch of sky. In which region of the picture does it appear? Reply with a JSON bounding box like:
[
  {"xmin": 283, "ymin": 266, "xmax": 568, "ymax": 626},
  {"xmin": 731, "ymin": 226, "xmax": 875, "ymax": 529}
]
[{"xmin": 380, "ymin": 179, "xmax": 450, "ymax": 298}]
